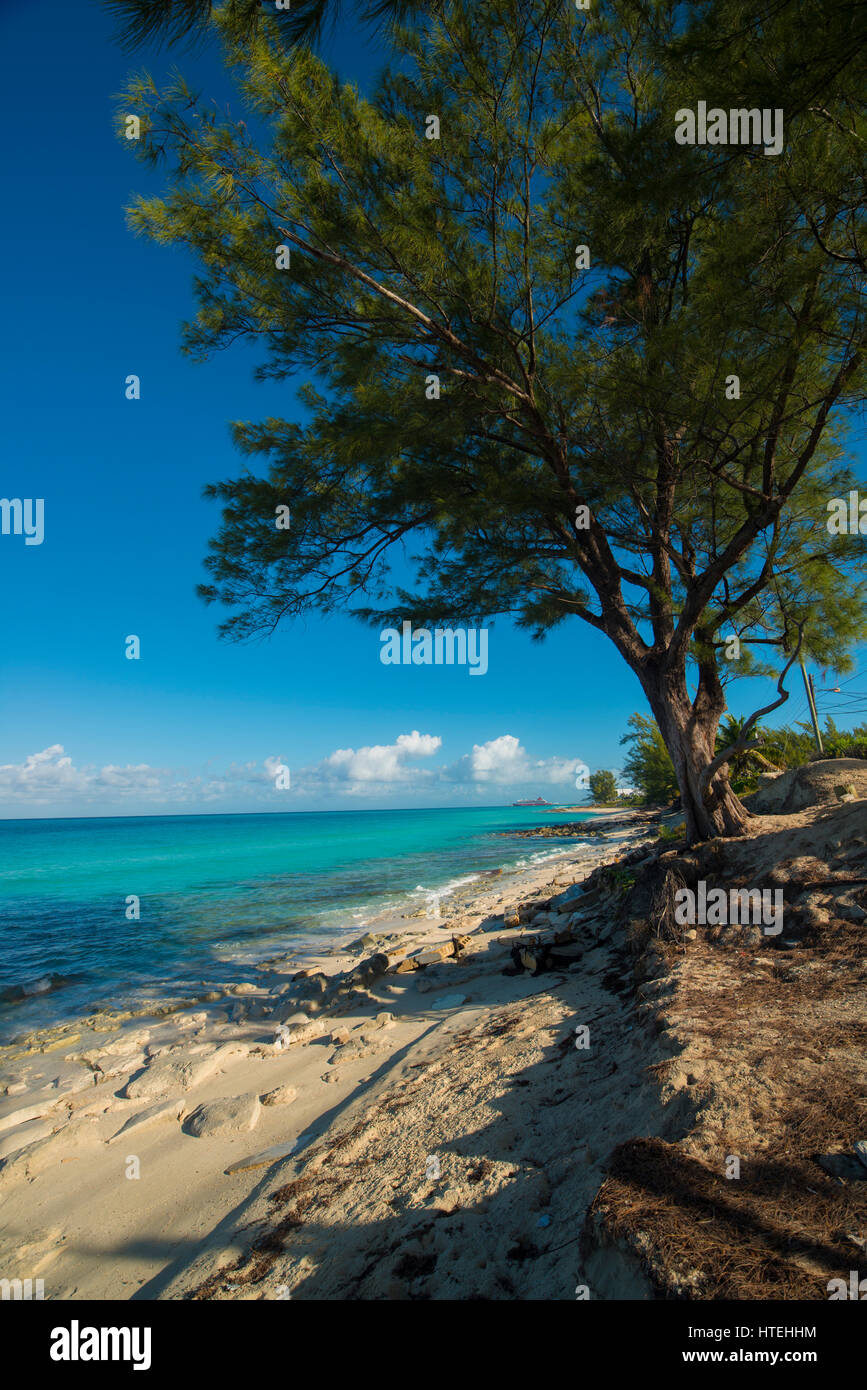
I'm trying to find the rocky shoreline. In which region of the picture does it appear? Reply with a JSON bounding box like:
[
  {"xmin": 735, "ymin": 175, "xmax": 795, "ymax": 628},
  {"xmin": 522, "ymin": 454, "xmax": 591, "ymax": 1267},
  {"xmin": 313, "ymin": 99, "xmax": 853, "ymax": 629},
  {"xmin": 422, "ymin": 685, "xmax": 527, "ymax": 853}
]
[
  {"xmin": 2, "ymin": 764, "xmax": 864, "ymax": 1301},
  {"xmin": 0, "ymin": 822, "xmax": 650, "ymax": 1298},
  {"xmin": 501, "ymin": 809, "xmax": 664, "ymax": 839}
]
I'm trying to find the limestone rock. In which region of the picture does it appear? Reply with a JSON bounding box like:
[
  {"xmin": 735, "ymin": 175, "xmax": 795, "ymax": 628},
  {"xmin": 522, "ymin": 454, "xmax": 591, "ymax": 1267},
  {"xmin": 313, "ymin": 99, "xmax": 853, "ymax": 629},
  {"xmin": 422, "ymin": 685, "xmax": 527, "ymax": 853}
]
[
  {"xmin": 176, "ymin": 1012, "xmax": 208, "ymax": 1030},
  {"xmin": 42, "ymin": 1032, "xmax": 81, "ymax": 1053},
  {"xmin": 107, "ymin": 1098, "xmax": 186, "ymax": 1143},
  {"xmin": 0, "ymin": 1100, "xmax": 54, "ymax": 1136},
  {"xmin": 504, "ymin": 898, "xmax": 551, "ymax": 928},
  {"xmin": 330, "ymin": 1033, "xmax": 386, "ymax": 1063},
  {"xmin": 550, "ymin": 883, "xmax": 585, "ymax": 912},
  {"xmin": 391, "ymin": 958, "xmax": 419, "ymax": 974},
  {"xmin": 122, "ymin": 1043, "xmax": 241, "ymax": 1101},
  {"xmin": 350, "ymin": 932, "xmax": 381, "ymax": 952},
  {"xmin": 183, "ymin": 1092, "xmax": 261, "ymax": 1139},
  {"xmin": 414, "ymin": 943, "xmax": 455, "ymax": 966},
  {"xmin": 343, "ymin": 953, "xmax": 395, "ymax": 987},
  {"xmin": 273, "ymin": 1017, "xmax": 326, "ymax": 1049},
  {"xmin": 92, "ymin": 1050, "xmax": 146, "ymax": 1081},
  {"xmin": 0, "ymin": 1117, "xmax": 58, "ymax": 1161},
  {"xmin": 293, "ymin": 971, "xmax": 329, "ymax": 999},
  {"xmin": 260, "ymin": 1084, "xmax": 297, "ymax": 1107}
]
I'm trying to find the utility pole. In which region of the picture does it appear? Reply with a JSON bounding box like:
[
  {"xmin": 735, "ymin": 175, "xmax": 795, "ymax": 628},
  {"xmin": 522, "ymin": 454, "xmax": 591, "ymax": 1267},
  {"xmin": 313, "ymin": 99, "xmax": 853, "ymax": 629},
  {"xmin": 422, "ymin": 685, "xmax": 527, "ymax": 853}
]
[{"xmin": 800, "ymin": 659, "xmax": 824, "ymax": 753}]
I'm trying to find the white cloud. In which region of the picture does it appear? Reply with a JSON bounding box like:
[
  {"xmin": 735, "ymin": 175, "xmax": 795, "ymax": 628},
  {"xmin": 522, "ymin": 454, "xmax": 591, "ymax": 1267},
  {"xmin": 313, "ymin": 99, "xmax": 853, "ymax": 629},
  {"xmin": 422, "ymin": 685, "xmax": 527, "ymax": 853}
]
[
  {"xmin": 467, "ymin": 734, "xmax": 529, "ymax": 783},
  {"xmin": 446, "ymin": 735, "xmax": 582, "ymax": 787},
  {"xmin": 0, "ymin": 731, "xmax": 588, "ymax": 813},
  {"xmin": 0, "ymin": 745, "xmax": 278, "ymax": 808},
  {"xmin": 317, "ymin": 730, "xmax": 442, "ymax": 788},
  {"xmin": 0, "ymin": 746, "xmax": 163, "ymax": 804}
]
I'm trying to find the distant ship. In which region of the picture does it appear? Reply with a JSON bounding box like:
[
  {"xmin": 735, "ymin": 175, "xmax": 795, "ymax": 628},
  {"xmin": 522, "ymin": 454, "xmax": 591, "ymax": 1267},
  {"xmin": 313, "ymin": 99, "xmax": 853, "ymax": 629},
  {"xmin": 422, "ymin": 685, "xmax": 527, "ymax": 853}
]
[{"xmin": 511, "ymin": 796, "xmax": 552, "ymax": 807}]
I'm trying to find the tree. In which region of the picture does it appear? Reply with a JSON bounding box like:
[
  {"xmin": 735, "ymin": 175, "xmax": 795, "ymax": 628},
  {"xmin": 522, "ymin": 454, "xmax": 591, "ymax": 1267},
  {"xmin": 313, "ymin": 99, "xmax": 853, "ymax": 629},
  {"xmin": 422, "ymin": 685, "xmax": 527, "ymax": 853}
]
[
  {"xmin": 714, "ymin": 714, "xmax": 780, "ymax": 795},
  {"xmin": 103, "ymin": 0, "xmax": 422, "ymax": 50},
  {"xmin": 121, "ymin": 0, "xmax": 867, "ymax": 843},
  {"xmin": 588, "ymin": 769, "xmax": 619, "ymax": 805},
  {"xmin": 620, "ymin": 714, "xmax": 679, "ymax": 806},
  {"xmin": 665, "ymin": 1, "xmax": 867, "ymax": 275}
]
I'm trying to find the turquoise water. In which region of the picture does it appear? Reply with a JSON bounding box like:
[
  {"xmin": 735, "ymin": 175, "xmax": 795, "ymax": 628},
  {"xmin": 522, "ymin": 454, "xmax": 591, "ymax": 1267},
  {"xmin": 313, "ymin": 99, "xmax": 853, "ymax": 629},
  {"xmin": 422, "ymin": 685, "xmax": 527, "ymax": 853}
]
[{"xmin": 0, "ymin": 806, "xmax": 593, "ymax": 1039}]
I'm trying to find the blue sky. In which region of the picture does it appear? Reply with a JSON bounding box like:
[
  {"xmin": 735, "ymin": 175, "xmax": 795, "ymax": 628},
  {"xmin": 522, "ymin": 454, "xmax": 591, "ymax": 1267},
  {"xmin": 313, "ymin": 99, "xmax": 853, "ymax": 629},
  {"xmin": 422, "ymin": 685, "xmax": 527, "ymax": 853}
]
[{"xmin": 0, "ymin": 0, "xmax": 862, "ymax": 818}]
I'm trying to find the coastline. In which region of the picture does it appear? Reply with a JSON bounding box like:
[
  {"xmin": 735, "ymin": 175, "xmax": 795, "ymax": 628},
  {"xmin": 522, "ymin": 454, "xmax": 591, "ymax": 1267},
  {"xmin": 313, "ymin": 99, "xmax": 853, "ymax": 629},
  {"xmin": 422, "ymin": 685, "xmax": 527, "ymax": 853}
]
[
  {"xmin": 0, "ymin": 807, "xmax": 611, "ymax": 1044},
  {"xmin": 0, "ymin": 816, "xmax": 656, "ymax": 1299},
  {"xmin": 2, "ymin": 765, "xmax": 865, "ymax": 1300}
]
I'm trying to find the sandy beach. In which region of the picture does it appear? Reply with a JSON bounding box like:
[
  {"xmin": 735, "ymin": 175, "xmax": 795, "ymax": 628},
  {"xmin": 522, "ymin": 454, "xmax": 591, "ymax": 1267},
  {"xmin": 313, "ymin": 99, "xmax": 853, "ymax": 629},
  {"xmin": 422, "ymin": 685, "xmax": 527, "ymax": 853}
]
[
  {"xmin": 3, "ymin": 762, "xmax": 866, "ymax": 1302},
  {"xmin": 0, "ymin": 816, "xmax": 660, "ymax": 1299}
]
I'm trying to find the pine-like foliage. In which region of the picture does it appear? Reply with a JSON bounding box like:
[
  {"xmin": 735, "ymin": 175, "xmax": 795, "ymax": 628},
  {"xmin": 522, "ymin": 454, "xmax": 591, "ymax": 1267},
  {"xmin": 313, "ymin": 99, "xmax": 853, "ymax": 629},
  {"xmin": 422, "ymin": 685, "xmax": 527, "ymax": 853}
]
[
  {"xmin": 588, "ymin": 768, "xmax": 619, "ymax": 804},
  {"xmin": 104, "ymin": 0, "xmax": 424, "ymax": 51},
  {"xmin": 119, "ymin": 0, "xmax": 867, "ymax": 837}
]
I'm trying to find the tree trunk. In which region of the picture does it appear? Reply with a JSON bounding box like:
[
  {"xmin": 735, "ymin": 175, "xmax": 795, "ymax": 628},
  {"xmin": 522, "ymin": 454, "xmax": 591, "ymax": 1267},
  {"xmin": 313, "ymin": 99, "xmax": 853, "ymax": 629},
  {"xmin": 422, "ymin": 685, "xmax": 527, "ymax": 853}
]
[{"xmin": 642, "ymin": 672, "xmax": 751, "ymax": 844}]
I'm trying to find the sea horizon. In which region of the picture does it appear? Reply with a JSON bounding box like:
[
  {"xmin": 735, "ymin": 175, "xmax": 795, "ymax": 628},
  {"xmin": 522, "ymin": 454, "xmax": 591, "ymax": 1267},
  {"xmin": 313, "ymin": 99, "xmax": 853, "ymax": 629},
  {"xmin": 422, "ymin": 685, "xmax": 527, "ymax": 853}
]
[
  {"xmin": 0, "ymin": 803, "xmax": 596, "ymax": 1040},
  {"xmin": 0, "ymin": 798, "xmax": 591, "ymax": 825}
]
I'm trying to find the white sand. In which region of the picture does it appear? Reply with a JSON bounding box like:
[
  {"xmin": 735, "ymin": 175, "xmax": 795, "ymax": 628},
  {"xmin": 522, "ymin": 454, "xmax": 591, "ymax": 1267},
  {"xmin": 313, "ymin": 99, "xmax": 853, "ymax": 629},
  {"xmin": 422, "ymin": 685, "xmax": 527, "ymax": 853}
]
[{"xmin": 0, "ymin": 823, "xmax": 663, "ymax": 1300}]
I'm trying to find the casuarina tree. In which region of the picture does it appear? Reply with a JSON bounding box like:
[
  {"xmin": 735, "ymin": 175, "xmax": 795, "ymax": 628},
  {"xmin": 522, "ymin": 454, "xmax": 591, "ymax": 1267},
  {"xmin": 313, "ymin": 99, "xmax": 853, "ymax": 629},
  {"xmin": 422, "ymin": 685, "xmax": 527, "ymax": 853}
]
[
  {"xmin": 104, "ymin": 0, "xmax": 423, "ymax": 49},
  {"xmin": 120, "ymin": 0, "xmax": 867, "ymax": 842},
  {"xmin": 588, "ymin": 769, "xmax": 619, "ymax": 805}
]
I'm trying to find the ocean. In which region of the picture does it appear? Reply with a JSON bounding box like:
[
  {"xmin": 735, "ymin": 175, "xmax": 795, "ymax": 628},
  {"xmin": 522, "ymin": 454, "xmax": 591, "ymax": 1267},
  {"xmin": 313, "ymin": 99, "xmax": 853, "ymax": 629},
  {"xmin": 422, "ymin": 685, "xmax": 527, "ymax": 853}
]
[{"xmin": 0, "ymin": 805, "xmax": 594, "ymax": 1040}]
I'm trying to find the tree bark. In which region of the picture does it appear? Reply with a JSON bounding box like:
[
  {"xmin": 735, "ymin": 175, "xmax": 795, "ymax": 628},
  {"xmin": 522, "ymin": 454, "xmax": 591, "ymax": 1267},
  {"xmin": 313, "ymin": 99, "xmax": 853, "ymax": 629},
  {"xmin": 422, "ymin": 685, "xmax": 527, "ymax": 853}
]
[{"xmin": 641, "ymin": 670, "xmax": 752, "ymax": 844}]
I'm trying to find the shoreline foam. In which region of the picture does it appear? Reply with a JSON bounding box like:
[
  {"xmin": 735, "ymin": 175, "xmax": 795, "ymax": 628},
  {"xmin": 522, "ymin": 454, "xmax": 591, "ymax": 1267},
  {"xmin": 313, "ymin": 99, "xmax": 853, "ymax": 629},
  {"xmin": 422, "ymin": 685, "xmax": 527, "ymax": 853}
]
[
  {"xmin": 0, "ymin": 815, "xmax": 603, "ymax": 1045},
  {"xmin": 0, "ymin": 817, "xmax": 654, "ymax": 1299}
]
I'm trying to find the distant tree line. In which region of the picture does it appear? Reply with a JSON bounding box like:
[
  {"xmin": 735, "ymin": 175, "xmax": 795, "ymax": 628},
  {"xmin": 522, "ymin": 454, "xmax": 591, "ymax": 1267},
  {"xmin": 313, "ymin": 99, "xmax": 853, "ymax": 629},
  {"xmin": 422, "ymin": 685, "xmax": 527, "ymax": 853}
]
[{"xmin": 590, "ymin": 714, "xmax": 867, "ymax": 806}]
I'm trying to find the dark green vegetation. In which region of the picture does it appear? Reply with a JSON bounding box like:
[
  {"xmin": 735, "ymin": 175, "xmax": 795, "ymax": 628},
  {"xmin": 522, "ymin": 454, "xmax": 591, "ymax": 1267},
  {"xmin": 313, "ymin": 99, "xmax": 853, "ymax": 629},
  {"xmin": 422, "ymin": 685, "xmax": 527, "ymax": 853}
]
[
  {"xmin": 615, "ymin": 712, "xmax": 867, "ymax": 805},
  {"xmin": 588, "ymin": 769, "xmax": 619, "ymax": 805},
  {"xmin": 116, "ymin": 1, "xmax": 867, "ymax": 842},
  {"xmin": 105, "ymin": 0, "xmax": 424, "ymax": 50}
]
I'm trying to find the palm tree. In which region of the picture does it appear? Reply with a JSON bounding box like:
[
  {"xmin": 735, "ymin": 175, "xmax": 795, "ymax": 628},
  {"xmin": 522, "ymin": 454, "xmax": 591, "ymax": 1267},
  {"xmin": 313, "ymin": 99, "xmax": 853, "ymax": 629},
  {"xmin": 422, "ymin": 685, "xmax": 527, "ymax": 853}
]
[
  {"xmin": 715, "ymin": 715, "xmax": 781, "ymax": 794},
  {"xmin": 103, "ymin": 0, "xmax": 423, "ymax": 50}
]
